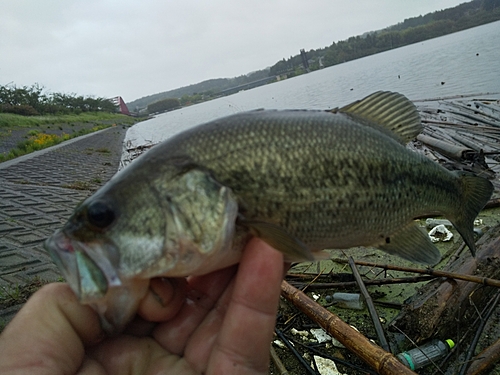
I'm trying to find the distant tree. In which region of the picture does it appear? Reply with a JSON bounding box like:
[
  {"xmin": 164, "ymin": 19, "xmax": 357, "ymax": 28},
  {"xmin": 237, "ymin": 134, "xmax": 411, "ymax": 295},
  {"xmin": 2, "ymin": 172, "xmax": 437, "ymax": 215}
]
[
  {"xmin": 0, "ymin": 83, "xmax": 118, "ymax": 115},
  {"xmin": 483, "ymin": 0, "xmax": 500, "ymax": 10},
  {"xmin": 269, "ymin": 59, "xmax": 291, "ymax": 76},
  {"xmin": 147, "ymin": 98, "xmax": 180, "ymax": 114}
]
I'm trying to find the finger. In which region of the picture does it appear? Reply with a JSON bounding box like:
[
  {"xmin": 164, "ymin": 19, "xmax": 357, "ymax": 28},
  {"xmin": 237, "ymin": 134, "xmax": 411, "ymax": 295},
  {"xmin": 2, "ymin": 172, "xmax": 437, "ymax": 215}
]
[
  {"xmin": 181, "ymin": 274, "xmax": 236, "ymax": 370},
  {"xmin": 185, "ymin": 238, "xmax": 284, "ymax": 374},
  {"xmin": 137, "ymin": 277, "xmax": 187, "ymax": 323},
  {"xmin": 209, "ymin": 239, "xmax": 284, "ymax": 374},
  {"xmin": 0, "ymin": 283, "xmax": 104, "ymax": 375},
  {"xmin": 152, "ymin": 264, "xmax": 237, "ymax": 355}
]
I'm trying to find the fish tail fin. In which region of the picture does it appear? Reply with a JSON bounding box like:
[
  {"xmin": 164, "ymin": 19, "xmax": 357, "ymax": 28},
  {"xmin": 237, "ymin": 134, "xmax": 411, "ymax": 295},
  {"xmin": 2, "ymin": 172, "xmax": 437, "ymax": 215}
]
[{"xmin": 450, "ymin": 172, "xmax": 493, "ymax": 256}]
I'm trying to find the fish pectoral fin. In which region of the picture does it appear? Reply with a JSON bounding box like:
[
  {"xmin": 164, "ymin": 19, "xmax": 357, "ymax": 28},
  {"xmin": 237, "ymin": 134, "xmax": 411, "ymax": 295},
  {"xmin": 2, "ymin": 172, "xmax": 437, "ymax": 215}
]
[
  {"xmin": 378, "ymin": 223, "xmax": 441, "ymax": 265},
  {"xmin": 241, "ymin": 220, "xmax": 315, "ymax": 262},
  {"xmin": 336, "ymin": 91, "xmax": 422, "ymax": 144},
  {"xmin": 311, "ymin": 250, "xmax": 332, "ymax": 261}
]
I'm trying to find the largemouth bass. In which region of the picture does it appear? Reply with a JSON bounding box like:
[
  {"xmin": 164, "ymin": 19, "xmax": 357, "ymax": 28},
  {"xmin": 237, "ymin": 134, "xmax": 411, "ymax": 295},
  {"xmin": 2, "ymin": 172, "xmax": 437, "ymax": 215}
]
[{"xmin": 45, "ymin": 91, "xmax": 493, "ymax": 333}]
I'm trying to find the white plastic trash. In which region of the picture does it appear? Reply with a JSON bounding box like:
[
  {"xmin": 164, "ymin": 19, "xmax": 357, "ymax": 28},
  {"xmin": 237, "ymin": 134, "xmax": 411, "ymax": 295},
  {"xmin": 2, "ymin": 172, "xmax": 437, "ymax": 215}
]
[{"xmin": 428, "ymin": 224, "xmax": 453, "ymax": 242}]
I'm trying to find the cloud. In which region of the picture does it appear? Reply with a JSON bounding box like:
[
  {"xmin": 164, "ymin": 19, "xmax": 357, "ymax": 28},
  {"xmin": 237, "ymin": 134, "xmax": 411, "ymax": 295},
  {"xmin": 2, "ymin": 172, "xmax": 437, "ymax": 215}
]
[{"xmin": 0, "ymin": 0, "xmax": 466, "ymax": 101}]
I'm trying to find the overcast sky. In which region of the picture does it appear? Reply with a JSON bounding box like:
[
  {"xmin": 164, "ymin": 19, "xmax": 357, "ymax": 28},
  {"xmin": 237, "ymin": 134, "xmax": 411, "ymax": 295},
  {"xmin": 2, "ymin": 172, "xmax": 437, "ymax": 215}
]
[{"xmin": 1, "ymin": 0, "xmax": 466, "ymax": 102}]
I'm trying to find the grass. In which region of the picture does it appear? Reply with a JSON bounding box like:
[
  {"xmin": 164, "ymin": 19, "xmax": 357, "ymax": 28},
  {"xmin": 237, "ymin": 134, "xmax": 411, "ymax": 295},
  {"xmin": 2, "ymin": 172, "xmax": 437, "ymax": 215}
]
[
  {"xmin": 0, "ymin": 112, "xmax": 137, "ymax": 129},
  {"xmin": 0, "ymin": 125, "xmax": 112, "ymax": 162},
  {"xmin": 0, "ymin": 129, "xmax": 12, "ymax": 139},
  {"xmin": 0, "ymin": 112, "xmax": 140, "ymax": 162},
  {"xmin": 61, "ymin": 180, "xmax": 95, "ymax": 190},
  {"xmin": 0, "ymin": 276, "xmax": 65, "ymax": 309},
  {"xmin": 27, "ymin": 129, "xmax": 40, "ymax": 136},
  {"xmin": 84, "ymin": 147, "xmax": 111, "ymax": 156},
  {"xmin": 0, "ymin": 119, "xmax": 137, "ymax": 163},
  {"xmin": 0, "ymin": 276, "xmax": 60, "ymax": 332},
  {"xmin": 96, "ymin": 147, "xmax": 111, "ymax": 154}
]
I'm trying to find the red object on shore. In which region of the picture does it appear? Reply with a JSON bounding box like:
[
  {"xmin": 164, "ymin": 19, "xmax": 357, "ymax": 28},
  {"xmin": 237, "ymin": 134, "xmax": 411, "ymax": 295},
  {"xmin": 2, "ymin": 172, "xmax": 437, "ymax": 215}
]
[{"xmin": 111, "ymin": 96, "xmax": 131, "ymax": 115}]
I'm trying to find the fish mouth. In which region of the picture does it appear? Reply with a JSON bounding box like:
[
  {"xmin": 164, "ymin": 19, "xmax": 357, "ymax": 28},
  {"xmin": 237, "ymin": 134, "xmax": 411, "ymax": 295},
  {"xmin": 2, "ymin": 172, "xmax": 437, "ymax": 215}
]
[{"xmin": 44, "ymin": 230, "xmax": 149, "ymax": 334}]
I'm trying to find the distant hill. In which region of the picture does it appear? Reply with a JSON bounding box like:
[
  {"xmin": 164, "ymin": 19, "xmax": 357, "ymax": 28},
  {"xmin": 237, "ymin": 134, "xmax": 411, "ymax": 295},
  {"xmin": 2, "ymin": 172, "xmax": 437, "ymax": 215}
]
[
  {"xmin": 127, "ymin": 71, "xmax": 269, "ymax": 112},
  {"xmin": 127, "ymin": 0, "xmax": 500, "ymax": 112}
]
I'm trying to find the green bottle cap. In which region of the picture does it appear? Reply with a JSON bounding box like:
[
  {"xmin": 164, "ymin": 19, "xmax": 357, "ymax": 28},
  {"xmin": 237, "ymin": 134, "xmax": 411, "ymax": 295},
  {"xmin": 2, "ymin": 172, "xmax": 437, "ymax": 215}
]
[{"xmin": 445, "ymin": 339, "xmax": 455, "ymax": 349}]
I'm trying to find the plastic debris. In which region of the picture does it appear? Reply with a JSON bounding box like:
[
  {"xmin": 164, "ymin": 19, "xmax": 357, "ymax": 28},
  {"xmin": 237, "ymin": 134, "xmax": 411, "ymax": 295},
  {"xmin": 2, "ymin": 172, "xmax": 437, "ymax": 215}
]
[
  {"xmin": 310, "ymin": 328, "xmax": 332, "ymax": 343},
  {"xmin": 291, "ymin": 328, "xmax": 310, "ymax": 338},
  {"xmin": 273, "ymin": 339, "xmax": 286, "ymax": 349},
  {"xmin": 425, "ymin": 218, "xmax": 453, "ymax": 229},
  {"xmin": 331, "ymin": 337, "xmax": 346, "ymax": 348},
  {"xmin": 474, "ymin": 227, "xmax": 484, "ymax": 236},
  {"xmin": 313, "ymin": 355, "xmax": 345, "ymax": 375},
  {"xmin": 397, "ymin": 339, "xmax": 455, "ymax": 370},
  {"xmin": 331, "ymin": 292, "xmax": 365, "ymax": 310},
  {"xmin": 428, "ymin": 224, "xmax": 453, "ymax": 242}
]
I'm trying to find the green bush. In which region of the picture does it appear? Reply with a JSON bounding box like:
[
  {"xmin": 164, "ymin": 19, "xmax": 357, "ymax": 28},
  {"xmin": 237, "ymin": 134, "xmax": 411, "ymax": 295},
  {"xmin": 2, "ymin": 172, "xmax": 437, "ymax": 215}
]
[{"xmin": 0, "ymin": 104, "xmax": 39, "ymax": 116}]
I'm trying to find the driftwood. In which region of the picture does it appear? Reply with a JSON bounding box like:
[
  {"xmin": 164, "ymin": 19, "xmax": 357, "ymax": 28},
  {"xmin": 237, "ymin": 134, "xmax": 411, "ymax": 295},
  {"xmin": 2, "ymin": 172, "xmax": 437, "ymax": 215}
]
[
  {"xmin": 331, "ymin": 258, "xmax": 500, "ymax": 289},
  {"xmin": 414, "ymin": 96, "xmax": 500, "ymax": 196},
  {"xmin": 270, "ymin": 345, "xmax": 290, "ymax": 375},
  {"xmin": 281, "ymin": 280, "xmax": 417, "ymax": 375},
  {"xmin": 466, "ymin": 337, "xmax": 500, "ymax": 375},
  {"xmin": 390, "ymin": 224, "xmax": 500, "ymax": 343},
  {"xmin": 289, "ymin": 275, "xmax": 436, "ymax": 290},
  {"xmin": 485, "ymin": 197, "xmax": 500, "ymax": 209}
]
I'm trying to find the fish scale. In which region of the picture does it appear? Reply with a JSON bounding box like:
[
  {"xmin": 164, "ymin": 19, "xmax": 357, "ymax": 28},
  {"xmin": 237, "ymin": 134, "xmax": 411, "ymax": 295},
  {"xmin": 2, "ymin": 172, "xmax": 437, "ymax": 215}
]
[
  {"xmin": 45, "ymin": 91, "xmax": 494, "ymax": 333},
  {"xmin": 167, "ymin": 111, "xmax": 424, "ymax": 246}
]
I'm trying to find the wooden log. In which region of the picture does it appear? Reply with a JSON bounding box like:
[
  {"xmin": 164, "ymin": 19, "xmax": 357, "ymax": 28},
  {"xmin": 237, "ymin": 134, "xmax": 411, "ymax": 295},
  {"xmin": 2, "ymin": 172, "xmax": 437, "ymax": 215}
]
[
  {"xmin": 390, "ymin": 225, "xmax": 500, "ymax": 342},
  {"xmin": 466, "ymin": 337, "xmax": 500, "ymax": 375},
  {"xmin": 281, "ymin": 280, "xmax": 417, "ymax": 375},
  {"xmin": 485, "ymin": 197, "xmax": 500, "ymax": 209}
]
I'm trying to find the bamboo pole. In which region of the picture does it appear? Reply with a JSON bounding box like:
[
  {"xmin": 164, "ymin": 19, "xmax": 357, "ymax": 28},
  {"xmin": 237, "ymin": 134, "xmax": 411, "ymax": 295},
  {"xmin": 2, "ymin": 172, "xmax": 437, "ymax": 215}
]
[{"xmin": 281, "ymin": 280, "xmax": 417, "ymax": 375}]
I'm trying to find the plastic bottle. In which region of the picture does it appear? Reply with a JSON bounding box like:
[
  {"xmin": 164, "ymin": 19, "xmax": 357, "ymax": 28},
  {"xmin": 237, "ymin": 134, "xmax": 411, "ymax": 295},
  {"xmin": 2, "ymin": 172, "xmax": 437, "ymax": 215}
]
[
  {"xmin": 396, "ymin": 339, "xmax": 455, "ymax": 370},
  {"xmin": 331, "ymin": 292, "xmax": 365, "ymax": 310}
]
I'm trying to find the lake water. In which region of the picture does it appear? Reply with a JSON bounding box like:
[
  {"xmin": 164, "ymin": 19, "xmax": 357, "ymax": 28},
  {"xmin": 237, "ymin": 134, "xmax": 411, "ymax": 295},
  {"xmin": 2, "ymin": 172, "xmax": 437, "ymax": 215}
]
[{"xmin": 125, "ymin": 21, "xmax": 500, "ymax": 147}]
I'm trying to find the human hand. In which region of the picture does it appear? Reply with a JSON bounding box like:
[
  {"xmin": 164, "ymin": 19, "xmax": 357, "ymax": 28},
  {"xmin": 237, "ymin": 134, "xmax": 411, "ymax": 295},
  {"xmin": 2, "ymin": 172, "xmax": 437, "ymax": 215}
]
[{"xmin": 0, "ymin": 238, "xmax": 284, "ymax": 375}]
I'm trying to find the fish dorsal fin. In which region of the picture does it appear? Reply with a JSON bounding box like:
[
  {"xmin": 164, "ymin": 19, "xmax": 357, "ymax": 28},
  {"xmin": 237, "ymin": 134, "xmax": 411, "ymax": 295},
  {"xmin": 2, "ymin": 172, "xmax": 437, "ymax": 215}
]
[
  {"xmin": 241, "ymin": 219, "xmax": 315, "ymax": 262},
  {"xmin": 335, "ymin": 91, "xmax": 422, "ymax": 144},
  {"xmin": 378, "ymin": 223, "xmax": 441, "ymax": 265}
]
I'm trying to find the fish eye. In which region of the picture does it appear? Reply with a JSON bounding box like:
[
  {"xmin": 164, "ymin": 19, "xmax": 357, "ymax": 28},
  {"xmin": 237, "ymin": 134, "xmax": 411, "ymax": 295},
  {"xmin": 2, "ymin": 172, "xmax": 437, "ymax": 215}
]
[{"xmin": 86, "ymin": 201, "xmax": 115, "ymax": 229}]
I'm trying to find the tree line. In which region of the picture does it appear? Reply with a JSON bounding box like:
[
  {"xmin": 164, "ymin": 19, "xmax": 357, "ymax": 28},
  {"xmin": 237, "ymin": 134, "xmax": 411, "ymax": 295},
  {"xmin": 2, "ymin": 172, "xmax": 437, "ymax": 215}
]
[
  {"xmin": 270, "ymin": 0, "xmax": 500, "ymax": 75},
  {"xmin": 0, "ymin": 83, "xmax": 117, "ymax": 116},
  {"xmin": 147, "ymin": 97, "xmax": 180, "ymax": 114}
]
